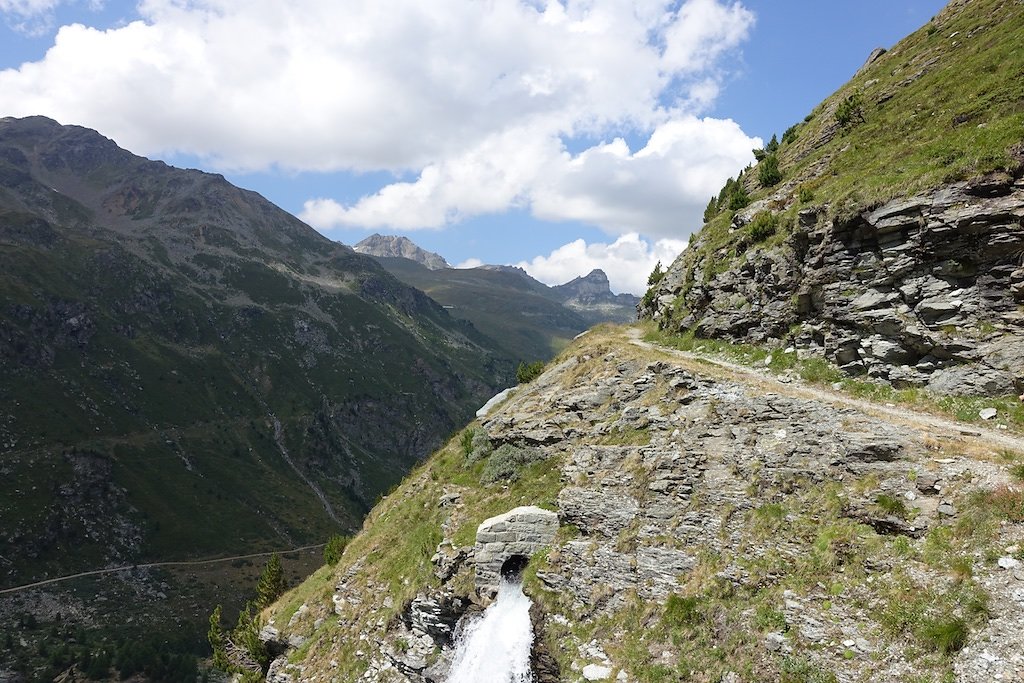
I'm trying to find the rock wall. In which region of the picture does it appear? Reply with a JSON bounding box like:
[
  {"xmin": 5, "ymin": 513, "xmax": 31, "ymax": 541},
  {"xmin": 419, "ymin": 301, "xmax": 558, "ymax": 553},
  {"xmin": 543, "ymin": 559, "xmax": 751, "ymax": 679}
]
[
  {"xmin": 473, "ymin": 505, "xmax": 559, "ymax": 599},
  {"xmin": 644, "ymin": 172, "xmax": 1024, "ymax": 395}
]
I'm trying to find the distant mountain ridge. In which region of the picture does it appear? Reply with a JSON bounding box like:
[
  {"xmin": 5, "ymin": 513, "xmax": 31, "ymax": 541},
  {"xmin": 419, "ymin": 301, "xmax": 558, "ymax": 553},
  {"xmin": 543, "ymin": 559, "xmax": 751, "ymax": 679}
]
[
  {"xmin": 354, "ymin": 233, "xmax": 450, "ymax": 270},
  {"xmin": 357, "ymin": 237, "xmax": 641, "ymax": 338}
]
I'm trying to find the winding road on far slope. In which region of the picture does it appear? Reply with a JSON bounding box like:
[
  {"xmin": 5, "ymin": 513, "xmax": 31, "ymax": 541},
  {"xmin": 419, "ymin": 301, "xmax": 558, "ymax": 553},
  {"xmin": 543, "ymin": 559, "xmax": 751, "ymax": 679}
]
[
  {"xmin": 626, "ymin": 326, "xmax": 1024, "ymax": 456},
  {"xmin": 0, "ymin": 543, "xmax": 325, "ymax": 596}
]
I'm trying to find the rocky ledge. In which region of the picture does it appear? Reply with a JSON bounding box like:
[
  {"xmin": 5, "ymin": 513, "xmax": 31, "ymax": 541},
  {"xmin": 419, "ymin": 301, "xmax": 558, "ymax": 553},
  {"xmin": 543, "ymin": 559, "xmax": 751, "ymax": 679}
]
[{"xmin": 644, "ymin": 171, "xmax": 1024, "ymax": 396}]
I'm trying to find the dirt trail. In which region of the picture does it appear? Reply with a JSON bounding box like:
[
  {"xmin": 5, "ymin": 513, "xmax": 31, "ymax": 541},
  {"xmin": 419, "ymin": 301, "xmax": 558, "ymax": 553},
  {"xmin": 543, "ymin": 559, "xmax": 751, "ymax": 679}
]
[
  {"xmin": 0, "ymin": 543, "xmax": 325, "ymax": 595},
  {"xmin": 625, "ymin": 327, "xmax": 1024, "ymax": 456}
]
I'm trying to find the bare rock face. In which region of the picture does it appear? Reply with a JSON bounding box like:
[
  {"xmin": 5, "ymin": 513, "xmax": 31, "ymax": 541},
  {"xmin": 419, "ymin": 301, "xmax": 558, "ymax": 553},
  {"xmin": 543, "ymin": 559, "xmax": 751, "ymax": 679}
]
[
  {"xmin": 644, "ymin": 174, "xmax": 1024, "ymax": 395},
  {"xmin": 354, "ymin": 234, "xmax": 451, "ymax": 270}
]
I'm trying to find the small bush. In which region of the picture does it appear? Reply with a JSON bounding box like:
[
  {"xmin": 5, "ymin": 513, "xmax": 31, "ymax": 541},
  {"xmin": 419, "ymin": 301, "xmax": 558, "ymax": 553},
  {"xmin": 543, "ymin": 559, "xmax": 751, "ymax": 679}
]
[
  {"xmin": 323, "ymin": 534, "xmax": 350, "ymax": 566},
  {"xmin": 758, "ymin": 154, "xmax": 782, "ymax": 187},
  {"xmin": 781, "ymin": 124, "xmax": 798, "ymax": 145},
  {"xmin": 647, "ymin": 261, "xmax": 665, "ymax": 287},
  {"xmin": 753, "ymin": 604, "xmax": 788, "ymax": 631},
  {"xmin": 516, "ymin": 360, "xmax": 545, "ymax": 384},
  {"xmin": 799, "ymin": 358, "xmax": 844, "ymax": 384},
  {"xmin": 918, "ymin": 617, "xmax": 969, "ymax": 655},
  {"xmin": 798, "ymin": 186, "xmax": 815, "ymax": 203},
  {"xmin": 481, "ymin": 443, "xmax": 543, "ymax": 483},
  {"xmin": 661, "ymin": 594, "xmax": 702, "ymax": 628},
  {"xmin": 835, "ymin": 93, "xmax": 865, "ymax": 127},
  {"xmin": 875, "ymin": 493, "xmax": 908, "ymax": 518},
  {"xmin": 780, "ymin": 656, "xmax": 838, "ymax": 683},
  {"xmin": 703, "ymin": 196, "xmax": 718, "ymax": 222},
  {"xmin": 985, "ymin": 485, "xmax": 1024, "ymax": 521},
  {"xmin": 467, "ymin": 429, "xmax": 493, "ymax": 463},
  {"xmin": 727, "ymin": 184, "xmax": 750, "ymax": 210},
  {"xmin": 1010, "ymin": 463, "xmax": 1024, "ymax": 482},
  {"xmin": 747, "ymin": 211, "xmax": 778, "ymax": 242}
]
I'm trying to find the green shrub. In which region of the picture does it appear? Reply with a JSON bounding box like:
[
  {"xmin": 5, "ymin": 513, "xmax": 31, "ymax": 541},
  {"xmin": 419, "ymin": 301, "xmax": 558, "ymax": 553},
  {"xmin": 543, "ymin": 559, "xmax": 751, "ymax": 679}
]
[
  {"xmin": 323, "ymin": 534, "xmax": 350, "ymax": 566},
  {"xmin": 255, "ymin": 554, "xmax": 287, "ymax": 609},
  {"xmin": 703, "ymin": 196, "xmax": 718, "ymax": 222},
  {"xmin": 985, "ymin": 485, "xmax": 1024, "ymax": 521},
  {"xmin": 661, "ymin": 594, "xmax": 702, "ymax": 628},
  {"xmin": 516, "ymin": 360, "xmax": 545, "ymax": 384},
  {"xmin": 481, "ymin": 443, "xmax": 543, "ymax": 483},
  {"xmin": 798, "ymin": 186, "xmax": 814, "ymax": 203},
  {"xmin": 799, "ymin": 358, "xmax": 844, "ymax": 384},
  {"xmin": 758, "ymin": 154, "xmax": 783, "ymax": 187},
  {"xmin": 835, "ymin": 93, "xmax": 865, "ymax": 127},
  {"xmin": 918, "ymin": 617, "xmax": 969, "ymax": 655},
  {"xmin": 875, "ymin": 493, "xmax": 908, "ymax": 518},
  {"xmin": 781, "ymin": 124, "xmax": 798, "ymax": 145},
  {"xmin": 716, "ymin": 175, "xmax": 750, "ymax": 211},
  {"xmin": 780, "ymin": 656, "xmax": 838, "ymax": 683},
  {"xmin": 647, "ymin": 261, "xmax": 665, "ymax": 287},
  {"xmin": 753, "ymin": 604, "xmax": 788, "ymax": 631},
  {"xmin": 747, "ymin": 211, "xmax": 778, "ymax": 242},
  {"xmin": 727, "ymin": 184, "xmax": 750, "ymax": 210},
  {"xmin": 467, "ymin": 429, "xmax": 493, "ymax": 463}
]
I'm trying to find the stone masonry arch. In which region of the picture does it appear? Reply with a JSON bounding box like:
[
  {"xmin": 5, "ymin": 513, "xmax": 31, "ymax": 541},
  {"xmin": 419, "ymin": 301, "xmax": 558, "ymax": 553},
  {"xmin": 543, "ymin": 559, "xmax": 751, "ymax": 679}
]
[{"xmin": 473, "ymin": 505, "xmax": 559, "ymax": 599}]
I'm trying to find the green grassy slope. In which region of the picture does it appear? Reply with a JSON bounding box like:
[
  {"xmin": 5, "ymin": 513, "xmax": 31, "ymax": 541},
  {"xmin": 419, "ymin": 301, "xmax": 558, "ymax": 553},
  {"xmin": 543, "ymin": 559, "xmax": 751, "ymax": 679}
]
[
  {"xmin": 678, "ymin": 0, "xmax": 1023, "ymax": 280},
  {"xmin": 0, "ymin": 116, "xmax": 515, "ymax": 673}
]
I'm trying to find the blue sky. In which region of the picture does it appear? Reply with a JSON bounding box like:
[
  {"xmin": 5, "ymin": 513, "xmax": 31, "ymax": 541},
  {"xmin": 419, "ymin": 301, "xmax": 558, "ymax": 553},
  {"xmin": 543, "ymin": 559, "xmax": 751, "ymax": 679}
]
[{"xmin": 0, "ymin": 0, "xmax": 946, "ymax": 293}]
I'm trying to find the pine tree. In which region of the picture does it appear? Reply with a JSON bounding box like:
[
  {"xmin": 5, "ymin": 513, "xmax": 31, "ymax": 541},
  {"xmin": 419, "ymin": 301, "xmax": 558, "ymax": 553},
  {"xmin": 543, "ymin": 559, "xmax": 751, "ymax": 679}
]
[
  {"xmin": 255, "ymin": 554, "xmax": 287, "ymax": 609},
  {"xmin": 207, "ymin": 605, "xmax": 230, "ymax": 672}
]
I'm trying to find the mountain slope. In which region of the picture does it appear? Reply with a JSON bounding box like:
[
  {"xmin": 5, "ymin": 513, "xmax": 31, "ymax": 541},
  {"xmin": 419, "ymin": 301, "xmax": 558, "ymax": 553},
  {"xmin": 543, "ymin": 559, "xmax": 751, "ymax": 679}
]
[
  {"xmin": 0, "ymin": 116, "xmax": 513, "ymax": 659},
  {"xmin": 368, "ymin": 251, "xmax": 641, "ymax": 361},
  {"xmin": 261, "ymin": 325, "xmax": 1024, "ymax": 683},
  {"xmin": 364, "ymin": 257, "xmax": 592, "ymax": 362},
  {"xmin": 640, "ymin": 0, "xmax": 1024, "ymax": 396}
]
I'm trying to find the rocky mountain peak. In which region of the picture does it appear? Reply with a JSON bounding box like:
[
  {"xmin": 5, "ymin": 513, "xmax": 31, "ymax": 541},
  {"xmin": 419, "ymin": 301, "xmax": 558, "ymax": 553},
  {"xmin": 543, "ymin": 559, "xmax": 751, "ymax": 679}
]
[
  {"xmin": 553, "ymin": 268, "xmax": 611, "ymax": 297},
  {"xmin": 354, "ymin": 234, "xmax": 451, "ymax": 270}
]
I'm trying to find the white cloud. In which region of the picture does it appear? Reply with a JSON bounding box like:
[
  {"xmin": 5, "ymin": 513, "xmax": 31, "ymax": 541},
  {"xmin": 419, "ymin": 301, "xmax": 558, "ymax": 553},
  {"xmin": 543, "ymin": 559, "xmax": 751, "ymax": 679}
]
[
  {"xmin": 1, "ymin": 0, "xmax": 62, "ymax": 34},
  {"xmin": 301, "ymin": 116, "xmax": 758, "ymax": 239},
  {"xmin": 1, "ymin": 0, "xmax": 757, "ymax": 238},
  {"xmin": 517, "ymin": 233, "xmax": 687, "ymax": 295},
  {"xmin": 455, "ymin": 258, "xmax": 485, "ymax": 269}
]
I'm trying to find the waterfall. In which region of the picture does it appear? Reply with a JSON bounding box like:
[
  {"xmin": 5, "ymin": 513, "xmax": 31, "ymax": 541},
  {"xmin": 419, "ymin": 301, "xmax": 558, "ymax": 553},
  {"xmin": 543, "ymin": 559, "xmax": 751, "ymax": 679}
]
[{"xmin": 446, "ymin": 579, "xmax": 535, "ymax": 683}]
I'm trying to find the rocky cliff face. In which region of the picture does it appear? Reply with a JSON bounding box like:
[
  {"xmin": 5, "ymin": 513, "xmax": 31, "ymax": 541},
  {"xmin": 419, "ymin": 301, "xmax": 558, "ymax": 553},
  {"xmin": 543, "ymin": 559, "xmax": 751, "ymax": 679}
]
[
  {"xmin": 640, "ymin": 0, "xmax": 1024, "ymax": 397},
  {"xmin": 644, "ymin": 173, "xmax": 1024, "ymax": 395},
  {"xmin": 260, "ymin": 327, "xmax": 1024, "ymax": 683},
  {"xmin": 354, "ymin": 234, "xmax": 451, "ymax": 270}
]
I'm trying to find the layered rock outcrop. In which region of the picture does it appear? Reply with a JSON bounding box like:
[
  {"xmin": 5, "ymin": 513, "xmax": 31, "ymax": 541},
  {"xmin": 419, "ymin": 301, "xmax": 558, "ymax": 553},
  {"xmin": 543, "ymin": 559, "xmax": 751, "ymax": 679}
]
[
  {"xmin": 644, "ymin": 173, "xmax": 1024, "ymax": 395},
  {"xmin": 265, "ymin": 329, "xmax": 1023, "ymax": 683}
]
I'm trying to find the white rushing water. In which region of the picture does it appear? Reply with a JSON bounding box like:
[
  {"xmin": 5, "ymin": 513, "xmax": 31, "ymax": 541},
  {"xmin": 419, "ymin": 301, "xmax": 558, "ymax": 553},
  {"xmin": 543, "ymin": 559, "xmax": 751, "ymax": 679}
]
[{"xmin": 446, "ymin": 579, "xmax": 534, "ymax": 683}]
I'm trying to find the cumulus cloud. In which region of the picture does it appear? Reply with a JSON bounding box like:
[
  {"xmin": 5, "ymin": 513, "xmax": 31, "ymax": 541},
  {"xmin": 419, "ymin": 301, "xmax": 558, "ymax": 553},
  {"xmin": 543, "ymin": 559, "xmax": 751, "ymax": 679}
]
[
  {"xmin": 517, "ymin": 233, "xmax": 687, "ymax": 295},
  {"xmin": 455, "ymin": 258, "xmax": 485, "ymax": 269},
  {"xmin": 0, "ymin": 0, "xmax": 757, "ymax": 237},
  {"xmin": 301, "ymin": 116, "xmax": 758, "ymax": 239}
]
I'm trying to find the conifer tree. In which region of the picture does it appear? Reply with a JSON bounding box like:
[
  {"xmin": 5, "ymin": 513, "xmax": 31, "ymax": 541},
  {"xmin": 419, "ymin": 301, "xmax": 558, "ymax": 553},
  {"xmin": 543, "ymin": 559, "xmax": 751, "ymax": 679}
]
[
  {"xmin": 255, "ymin": 554, "xmax": 287, "ymax": 609},
  {"xmin": 207, "ymin": 605, "xmax": 230, "ymax": 672}
]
